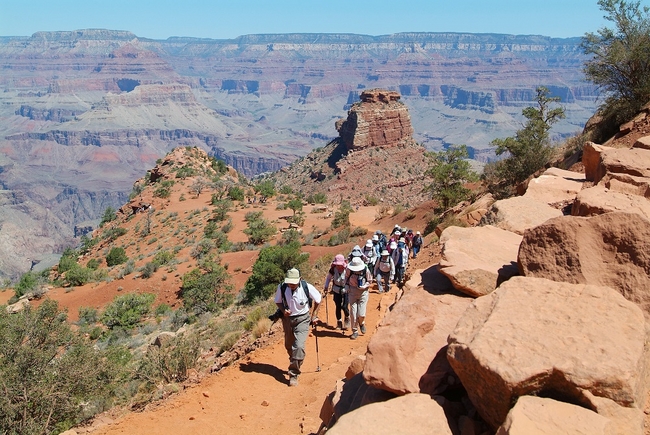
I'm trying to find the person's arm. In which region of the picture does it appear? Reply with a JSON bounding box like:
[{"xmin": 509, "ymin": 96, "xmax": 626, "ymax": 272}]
[
  {"xmin": 274, "ymin": 285, "xmax": 291, "ymax": 317},
  {"xmin": 308, "ymin": 283, "xmax": 322, "ymax": 324},
  {"xmin": 323, "ymin": 272, "xmax": 332, "ymax": 293}
]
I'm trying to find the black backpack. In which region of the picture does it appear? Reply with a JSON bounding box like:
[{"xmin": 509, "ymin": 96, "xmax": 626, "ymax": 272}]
[{"xmin": 280, "ymin": 279, "xmax": 312, "ymax": 309}]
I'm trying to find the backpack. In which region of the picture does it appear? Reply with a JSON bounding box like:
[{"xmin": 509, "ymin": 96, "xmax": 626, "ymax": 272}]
[
  {"xmin": 280, "ymin": 279, "xmax": 312, "ymax": 309},
  {"xmin": 378, "ymin": 257, "xmax": 391, "ymax": 273},
  {"xmin": 378, "ymin": 234, "xmax": 388, "ymax": 252},
  {"xmin": 329, "ymin": 266, "xmax": 346, "ymax": 288},
  {"xmin": 346, "ymin": 267, "xmax": 368, "ymax": 288},
  {"xmin": 396, "ymin": 248, "xmax": 407, "ymax": 267}
]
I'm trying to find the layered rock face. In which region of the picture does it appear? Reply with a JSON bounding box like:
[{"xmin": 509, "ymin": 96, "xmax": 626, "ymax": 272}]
[
  {"xmin": 336, "ymin": 89, "xmax": 414, "ymax": 151},
  {"xmin": 271, "ymin": 89, "xmax": 430, "ymax": 206}
]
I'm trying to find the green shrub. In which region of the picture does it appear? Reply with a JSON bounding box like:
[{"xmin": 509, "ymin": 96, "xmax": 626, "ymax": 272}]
[
  {"xmin": 86, "ymin": 258, "xmax": 101, "ymax": 270},
  {"xmin": 78, "ymin": 306, "xmax": 99, "ymax": 325},
  {"xmin": 106, "ymin": 247, "xmax": 128, "ymax": 267},
  {"xmin": 243, "ymin": 217, "xmax": 277, "ymax": 245},
  {"xmin": 0, "ymin": 300, "xmax": 120, "ymax": 434},
  {"xmin": 140, "ymin": 262, "xmax": 158, "ymax": 279},
  {"xmin": 180, "ymin": 262, "xmax": 233, "ymax": 314},
  {"xmin": 227, "ymin": 186, "xmax": 245, "ymax": 201},
  {"xmin": 152, "ymin": 250, "xmax": 174, "ymax": 267},
  {"xmin": 14, "ymin": 271, "xmax": 41, "ymax": 299},
  {"xmin": 101, "ymin": 293, "xmax": 156, "ymax": 329},
  {"xmin": 65, "ymin": 266, "xmax": 93, "ymax": 286},
  {"xmin": 58, "ymin": 247, "xmax": 79, "ymax": 273},
  {"xmin": 103, "ymin": 227, "xmax": 128, "ymax": 242},
  {"xmin": 331, "ymin": 201, "xmax": 352, "ymax": 228},
  {"xmin": 137, "ymin": 333, "xmax": 200, "ymax": 386},
  {"xmin": 306, "ymin": 192, "xmax": 327, "ymax": 204},
  {"xmin": 243, "ymin": 241, "xmax": 309, "ymax": 303},
  {"xmin": 100, "ymin": 206, "xmax": 117, "ymax": 227}
]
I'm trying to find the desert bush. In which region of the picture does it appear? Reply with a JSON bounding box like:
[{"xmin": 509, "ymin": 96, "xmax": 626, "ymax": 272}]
[
  {"xmin": 140, "ymin": 262, "xmax": 158, "ymax": 279},
  {"xmin": 374, "ymin": 205, "xmax": 391, "ymax": 220},
  {"xmin": 65, "ymin": 266, "xmax": 93, "ymax": 286},
  {"xmin": 243, "ymin": 241, "xmax": 309, "ymax": 302},
  {"xmin": 86, "ymin": 258, "xmax": 101, "ymax": 270},
  {"xmin": 350, "ymin": 226, "xmax": 367, "ymax": 237},
  {"xmin": 58, "ymin": 247, "xmax": 79, "ymax": 273},
  {"xmin": 218, "ymin": 331, "xmax": 242, "ymax": 355},
  {"xmin": 327, "ymin": 227, "xmax": 351, "ymax": 246},
  {"xmin": 251, "ymin": 319, "xmax": 272, "ymax": 340},
  {"xmin": 180, "ymin": 261, "xmax": 233, "ymax": 314},
  {"xmin": 78, "ymin": 306, "xmax": 99, "ymax": 325},
  {"xmin": 306, "ymin": 192, "xmax": 327, "ymax": 204},
  {"xmin": 137, "ymin": 332, "xmax": 200, "ymax": 386},
  {"xmin": 227, "ymin": 186, "xmax": 245, "ymax": 201},
  {"xmin": 101, "ymin": 293, "xmax": 156, "ymax": 329},
  {"xmin": 152, "ymin": 250, "xmax": 174, "ymax": 267},
  {"xmin": 243, "ymin": 217, "xmax": 277, "ymax": 245},
  {"xmin": 190, "ymin": 239, "xmax": 214, "ymax": 260},
  {"xmin": 331, "ymin": 201, "xmax": 353, "ymax": 228},
  {"xmin": 100, "ymin": 206, "xmax": 117, "ymax": 227},
  {"xmin": 391, "ymin": 204, "xmax": 405, "ymax": 216},
  {"xmin": 0, "ymin": 300, "xmax": 120, "ymax": 434},
  {"xmin": 103, "ymin": 227, "xmax": 128, "ymax": 242},
  {"xmin": 106, "ymin": 247, "xmax": 128, "ymax": 267},
  {"xmin": 364, "ymin": 195, "xmax": 379, "ymax": 206}
]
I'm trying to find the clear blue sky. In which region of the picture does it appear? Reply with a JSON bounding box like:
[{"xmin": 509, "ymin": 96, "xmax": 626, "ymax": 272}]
[{"xmin": 1, "ymin": 0, "xmax": 644, "ymax": 40}]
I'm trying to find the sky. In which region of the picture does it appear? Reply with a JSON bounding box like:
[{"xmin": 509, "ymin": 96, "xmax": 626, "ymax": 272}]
[{"xmin": 1, "ymin": 0, "xmax": 646, "ymax": 40}]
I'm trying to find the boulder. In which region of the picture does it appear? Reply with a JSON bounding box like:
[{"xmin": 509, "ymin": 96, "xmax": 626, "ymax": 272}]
[
  {"xmin": 597, "ymin": 172, "xmax": 650, "ymax": 197},
  {"xmin": 438, "ymin": 225, "xmax": 522, "ymax": 297},
  {"xmin": 364, "ymin": 282, "xmax": 472, "ymax": 395},
  {"xmin": 583, "ymin": 142, "xmax": 613, "ymax": 182},
  {"xmin": 523, "ymin": 167, "xmax": 585, "ymax": 205},
  {"xmin": 632, "ymin": 135, "xmax": 650, "ymax": 150},
  {"xmin": 594, "ymin": 147, "xmax": 650, "ymax": 184},
  {"xmin": 571, "ymin": 185, "xmax": 650, "ymax": 219},
  {"xmin": 481, "ymin": 195, "xmax": 563, "ymax": 235},
  {"xmin": 345, "ymin": 355, "xmax": 366, "ymax": 380},
  {"xmin": 496, "ymin": 395, "xmax": 643, "ymax": 435},
  {"xmin": 496, "ymin": 396, "xmax": 610, "ymax": 435},
  {"xmin": 326, "ymin": 393, "xmax": 453, "ymax": 435},
  {"xmin": 447, "ymin": 276, "xmax": 648, "ymax": 429},
  {"xmin": 518, "ymin": 212, "xmax": 650, "ymax": 315}
]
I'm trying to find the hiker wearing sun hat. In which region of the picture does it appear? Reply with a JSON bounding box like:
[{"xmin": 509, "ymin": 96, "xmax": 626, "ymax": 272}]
[
  {"xmin": 274, "ymin": 268, "xmax": 322, "ymax": 386},
  {"xmin": 362, "ymin": 239, "xmax": 377, "ymax": 269},
  {"xmin": 323, "ymin": 254, "xmax": 350, "ymax": 331},
  {"xmin": 374, "ymin": 249, "xmax": 394, "ymax": 293},
  {"xmin": 345, "ymin": 256, "xmax": 372, "ymax": 340}
]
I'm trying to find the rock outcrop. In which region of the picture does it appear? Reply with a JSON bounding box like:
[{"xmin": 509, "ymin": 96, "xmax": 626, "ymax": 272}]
[
  {"xmin": 326, "ymin": 393, "xmax": 452, "ymax": 435},
  {"xmin": 447, "ymin": 276, "xmax": 648, "ymax": 430},
  {"xmin": 335, "ymin": 89, "xmax": 414, "ymax": 151},
  {"xmin": 481, "ymin": 195, "xmax": 563, "ymax": 235},
  {"xmin": 517, "ymin": 212, "xmax": 650, "ymax": 315},
  {"xmin": 438, "ymin": 225, "xmax": 522, "ymax": 297},
  {"xmin": 363, "ymin": 283, "xmax": 472, "ymax": 395}
]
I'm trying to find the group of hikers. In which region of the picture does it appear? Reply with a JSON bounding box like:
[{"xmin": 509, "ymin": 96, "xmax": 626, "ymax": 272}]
[{"xmin": 273, "ymin": 224, "xmax": 424, "ymax": 386}]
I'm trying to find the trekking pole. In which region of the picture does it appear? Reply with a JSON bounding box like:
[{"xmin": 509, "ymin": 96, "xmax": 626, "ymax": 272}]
[
  {"xmin": 314, "ymin": 324, "xmax": 321, "ymax": 372},
  {"xmin": 325, "ymin": 292, "xmax": 329, "ymax": 326}
]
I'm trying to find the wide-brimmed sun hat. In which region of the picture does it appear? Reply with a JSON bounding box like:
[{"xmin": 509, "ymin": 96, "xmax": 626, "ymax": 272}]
[
  {"xmin": 348, "ymin": 257, "xmax": 366, "ymax": 272},
  {"xmin": 380, "ymin": 250, "xmax": 389, "ymax": 256},
  {"xmin": 372, "ymin": 234, "xmax": 379, "ymax": 241},
  {"xmin": 284, "ymin": 268, "xmax": 300, "ymax": 285},
  {"xmin": 365, "ymin": 239, "xmax": 373, "ymax": 248},
  {"xmin": 332, "ymin": 254, "xmax": 346, "ymax": 267}
]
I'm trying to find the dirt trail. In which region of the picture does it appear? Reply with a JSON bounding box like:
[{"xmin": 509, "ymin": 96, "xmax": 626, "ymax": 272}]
[{"xmin": 91, "ymin": 287, "xmax": 398, "ymax": 435}]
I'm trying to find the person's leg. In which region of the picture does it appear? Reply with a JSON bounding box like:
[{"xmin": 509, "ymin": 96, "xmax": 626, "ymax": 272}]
[
  {"xmin": 288, "ymin": 314, "xmax": 310, "ymax": 384},
  {"xmin": 384, "ymin": 272, "xmax": 391, "ymax": 292},
  {"xmin": 358, "ymin": 290, "xmax": 369, "ymax": 334},
  {"xmin": 375, "ymin": 271, "xmax": 384, "ymax": 292},
  {"xmin": 342, "ymin": 292, "xmax": 350, "ymax": 329},
  {"xmin": 349, "ymin": 291, "xmax": 359, "ymax": 335},
  {"xmin": 281, "ymin": 315, "xmax": 293, "ymax": 359},
  {"xmin": 333, "ymin": 291, "xmax": 343, "ymax": 325}
]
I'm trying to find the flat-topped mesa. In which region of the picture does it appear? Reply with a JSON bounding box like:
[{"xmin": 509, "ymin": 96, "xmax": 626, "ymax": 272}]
[{"xmin": 336, "ymin": 89, "xmax": 414, "ymax": 151}]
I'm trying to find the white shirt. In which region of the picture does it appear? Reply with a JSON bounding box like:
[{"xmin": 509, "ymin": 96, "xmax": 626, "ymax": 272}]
[{"xmin": 274, "ymin": 281, "xmax": 322, "ymax": 316}]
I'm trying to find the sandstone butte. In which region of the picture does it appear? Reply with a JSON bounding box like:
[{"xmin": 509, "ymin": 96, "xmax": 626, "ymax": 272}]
[{"xmin": 7, "ymin": 94, "xmax": 650, "ymax": 435}]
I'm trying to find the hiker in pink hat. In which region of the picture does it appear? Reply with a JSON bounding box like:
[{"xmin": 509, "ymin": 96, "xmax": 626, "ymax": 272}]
[{"xmin": 324, "ymin": 254, "xmax": 350, "ymax": 332}]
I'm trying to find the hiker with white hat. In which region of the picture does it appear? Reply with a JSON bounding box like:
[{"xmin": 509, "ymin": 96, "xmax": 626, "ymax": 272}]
[
  {"xmin": 323, "ymin": 254, "xmax": 350, "ymax": 332},
  {"xmin": 373, "ymin": 249, "xmax": 395, "ymax": 293},
  {"xmin": 274, "ymin": 268, "xmax": 322, "ymax": 386},
  {"xmin": 392, "ymin": 239, "xmax": 409, "ymax": 286},
  {"xmin": 362, "ymin": 239, "xmax": 377, "ymax": 269},
  {"xmin": 345, "ymin": 256, "xmax": 372, "ymax": 340}
]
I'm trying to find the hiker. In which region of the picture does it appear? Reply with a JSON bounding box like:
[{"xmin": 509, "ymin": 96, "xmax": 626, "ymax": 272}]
[
  {"xmin": 390, "ymin": 224, "xmax": 401, "ymax": 236},
  {"xmin": 404, "ymin": 229, "xmax": 414, "ymax": 251},
  {"xmin": 387, "ymin": 240, "xmax": 397, "ymax": 255},
  {"xmin": 371, "ymin": 234, "xmax": 381, "ymax": 257},
  {"xmin": 374, "ymin": 249, "xmax": 394, "ymax": 293},
  {"xmin": 392, "ymin": 240, "xmax": 409, "ymax": 286},
  {"xmin": 388, "ymin": 230, "xmax": 401, "ymax": 248},
  {"xmin": 362, "ymin": 239, "xmax": 377, "ymax": 269},
  {"xmin": 412, "ymin": 231, "xmax": 423, "ymax": 259},
  {"xmin": 323, "ymin": 254, "xmax": 350, "ymax": 331},
  {"xmin": 345, "ymin": 257, "xmax": 372, "ymax": 339},
  {"xmin": 348, "ymin": 244, "xmax": 368, "ymax": 263},
  {"xmin": 274, "ymin": 268, "xmax": 322, "ymax": 386},
  {"xmin": 375, "ymin": 230, "xmax": 388, "ymax": 254}
]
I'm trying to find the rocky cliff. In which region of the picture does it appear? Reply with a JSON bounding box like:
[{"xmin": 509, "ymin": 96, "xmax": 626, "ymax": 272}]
[{"xmin": 270, "ymin": 89, "xmax": 429, "ymax": 207}]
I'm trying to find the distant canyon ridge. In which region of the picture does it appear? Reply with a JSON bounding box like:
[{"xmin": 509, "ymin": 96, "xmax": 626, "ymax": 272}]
[{"xmin": 0, "ymin": 29, "xmax": 597, "ymax": 279}]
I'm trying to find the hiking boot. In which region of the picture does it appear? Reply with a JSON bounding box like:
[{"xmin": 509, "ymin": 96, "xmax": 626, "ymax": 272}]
[
  {"xmin": 336, "ymin": 320, "xmax": 343, "ymax": 330},
  {"xmin": 360, "ymin": 323, "xmax": 366, "ymax": 334},
  {"xmin": 350, "ymin": 331, "xmax": 358, "ymax": 340},
  {"xmin": 343, "ymin": 317, "xmax": 350, "ymax": 330},
  {"xmin": 289, "ymin": 375, "xmax": 298, "ymax": 387}
]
